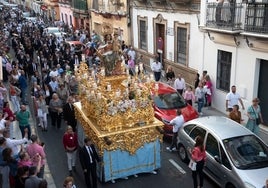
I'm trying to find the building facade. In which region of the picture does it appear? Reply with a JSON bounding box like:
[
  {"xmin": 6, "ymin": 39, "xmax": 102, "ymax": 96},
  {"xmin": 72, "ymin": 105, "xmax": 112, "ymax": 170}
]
[
  {"xmin": 131, "ymin": 0, "xmax": 268, "ymax": 124},
  {"xmin": 200, "ymin": 0, "xmax": 268, "ymax": 123},
  {"xmin": 131, "ymin": 0, "xmax": 201, "ymax": 89}
]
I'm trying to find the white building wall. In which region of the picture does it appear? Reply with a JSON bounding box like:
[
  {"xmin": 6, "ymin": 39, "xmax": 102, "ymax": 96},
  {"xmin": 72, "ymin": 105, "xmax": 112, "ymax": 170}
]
[
  {"xmin": 132, "ymin": 8, "xmax": 203, "ymax": 70},
  {"xmin": 203, "ymin": 35, "xmax": 268, "ymax": 115},
  {"xmin": 132, "ymin": 4, "xmax": 268, "ymax": 116}
]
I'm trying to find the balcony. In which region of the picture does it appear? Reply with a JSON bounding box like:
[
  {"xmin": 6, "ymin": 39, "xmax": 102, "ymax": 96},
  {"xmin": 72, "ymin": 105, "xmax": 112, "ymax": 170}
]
[
  {"xmin": 206, "ymin": 2, "xmax": 243, "ymax": 31},
  {"xmin": 72, "ymin": 0, "xmax": 87, "ymax": 11},
  {"xmin": 244, "ymin": 3, "xmax": 268, "ymax": 34}
]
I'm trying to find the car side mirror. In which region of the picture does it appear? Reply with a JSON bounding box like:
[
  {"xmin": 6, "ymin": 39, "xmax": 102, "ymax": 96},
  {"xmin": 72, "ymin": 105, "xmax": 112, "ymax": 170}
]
[{"xmin": 214, "ymin": 155, "xmax": 221, "ymax": 163}]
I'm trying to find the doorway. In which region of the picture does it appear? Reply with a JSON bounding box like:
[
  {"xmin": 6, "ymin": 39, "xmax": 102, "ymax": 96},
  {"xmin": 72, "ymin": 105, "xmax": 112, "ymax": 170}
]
[
  {"xmin": 258, "ymin": 59, "xmax": 268, "ymax": 125},
  {"xmin": 155, "ymin": 23, "xmax": 165, "ymax": 65}
]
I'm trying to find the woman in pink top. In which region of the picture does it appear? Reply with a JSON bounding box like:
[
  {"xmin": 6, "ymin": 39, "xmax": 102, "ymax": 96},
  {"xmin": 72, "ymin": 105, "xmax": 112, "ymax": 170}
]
[
  {"xmin": 191, "ymin": 136, "xmax": 206, "ymax": 188},
  {"xmin": 184, "ymin": 86, "xmax": 195, "ymax": 106}
]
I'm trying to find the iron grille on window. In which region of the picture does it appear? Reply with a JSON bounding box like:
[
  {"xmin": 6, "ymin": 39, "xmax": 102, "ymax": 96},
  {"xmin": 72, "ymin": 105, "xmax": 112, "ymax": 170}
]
[
  {"xmin": 177, "ymin": 27, "xmax": 187, "ymax": 65},
  {"xmin": 139, "ymin": 20, "xmax": 147, "ymax": 50},
  {"xmin": 244, "ymin": 3, "xmax": 268, "ymax": 34},
  {"xmin": 206, "ymin": 2, "xmax": 242, "ymax": 31},
  {"xmin": 216, "ymin": 50, "xmax": 232, "ymax": 92}
]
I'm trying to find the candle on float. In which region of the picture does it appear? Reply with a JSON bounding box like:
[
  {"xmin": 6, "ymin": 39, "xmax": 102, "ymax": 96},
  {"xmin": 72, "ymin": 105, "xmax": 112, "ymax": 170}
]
[
  {"xmin": 135, "ymin": 65, "xmax": 139, "ymax": 73},
  {"xmin": 82, "ymin": 54, "xmax": 86, "ymax": 62},
  {"xmin": 93, "ymin": 82, "xmax": 97, "ymax": 90},
  {"xmin": 107, "ymin": 84, "xmax": 111, "ymax": 91},
  {"xmin": 146, "ymin": 76, "xmax": 150, "ymax": 83},
  {"xmin": 125, "ymin": 88, "xmax": 129, "ymax": 95},
  {"xmin": 134, "ymin": 82, "xmax": 138, "ymax": 89},
  {"xmin": 91, "ymin": 70, "xmax": 95, "ymax": 79},
  {"xmin": 155, "ymin": 83, "xmax": 159, "ymax": 90},
  {"xmin": 91, "ymin": 90, "xmax": 95, "ymax": 97},
  {"xmin": 101, "ymin": 68, "xmax": 105, "ymax": 76},
  {"xmin": 150, "ymin": 73, "xmax": 154, "ymax": 81},
  {"xmin": 97, "ymin": 92, "xmax": 102, "ymax": 100},
  {"xmin": 139, "ymin": 63, "xmax": 143, "ymax": 72},
  {"xmin": 137, "ymin": 89, "xmax": 141, "ymax": 96},
  {"xmin": 126, "ymin": 68, "xmax": 129, "ymax": 75},
  {"xmin": 115, "ymin": 90, "xmax": 120, "ymax": 98}
]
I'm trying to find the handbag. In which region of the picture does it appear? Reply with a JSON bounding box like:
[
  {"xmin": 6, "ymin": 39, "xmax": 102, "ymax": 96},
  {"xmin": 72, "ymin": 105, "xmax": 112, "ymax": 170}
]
[{"xmin": 188, "ymin": 159, "xmax": 197, "ymax": 171}]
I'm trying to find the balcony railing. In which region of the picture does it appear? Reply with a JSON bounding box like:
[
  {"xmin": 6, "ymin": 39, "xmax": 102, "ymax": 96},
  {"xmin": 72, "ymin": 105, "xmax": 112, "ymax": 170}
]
[
  {"xmin": 206, "ymin": 2, "xmax": 243, "ymax": 31},
  {"xmin": 244, "ymin": 3, "xmax": 268, "ymax": 34},
  {"xmin": 73, "ymin": 0, "xmax": 87, "ymax": 11}
]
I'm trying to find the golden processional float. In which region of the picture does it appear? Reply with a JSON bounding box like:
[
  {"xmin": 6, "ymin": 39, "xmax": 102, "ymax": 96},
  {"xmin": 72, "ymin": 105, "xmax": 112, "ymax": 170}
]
[{"xmin": 73, "ymin": 23, "xmax": 163, "ymax": 183}]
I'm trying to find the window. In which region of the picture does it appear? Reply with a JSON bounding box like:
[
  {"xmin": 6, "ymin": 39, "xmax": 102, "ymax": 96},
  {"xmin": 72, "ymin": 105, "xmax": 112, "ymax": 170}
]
[
  {"xmin": 184, "ymin": 124, "xmax": 197, "ymax": 135},
  {"xmin": 206, "ymin": 133, "xmax": 219, "ymax": 157},
  {"xmin": 138, "ymin": 18, "xmax": 147, "ymax": 50},
  {"xmin": 220, "ymin": 145, "xmax": 232, "ymax": 170},
  {"xmin": 189, "ymin": 126, "xmax": 206, "ymax": 141},
  {"xmin": 216, "ymin": 50, "xmax": 232, "ymax": 92},
  {"xmin": 174, "ymin": 23, "xmax": 189, "ymax": 66}
]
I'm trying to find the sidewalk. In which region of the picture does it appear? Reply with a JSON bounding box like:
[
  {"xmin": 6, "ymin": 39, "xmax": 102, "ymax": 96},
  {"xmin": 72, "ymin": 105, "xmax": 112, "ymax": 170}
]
[{"xmin": 200, "ymin": 106, "xmax": 268, "ymax": 135}]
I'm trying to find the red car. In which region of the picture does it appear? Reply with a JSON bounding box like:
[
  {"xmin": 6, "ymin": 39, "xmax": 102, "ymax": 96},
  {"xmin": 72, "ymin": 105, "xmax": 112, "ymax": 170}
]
[{"xmin": 151, "ymin": 82, "xmax": 198, "ymax": 137}]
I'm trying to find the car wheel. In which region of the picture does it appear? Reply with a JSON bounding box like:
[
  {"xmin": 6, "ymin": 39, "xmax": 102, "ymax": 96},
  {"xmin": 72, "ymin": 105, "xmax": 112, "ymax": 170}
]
[
  {"xmin": 178, "ymin": 144, "xmax": 189, "ymax": 163},
  {"xmin": 226, "ymin": 183, "xmax": 236, "ymax": 188}
]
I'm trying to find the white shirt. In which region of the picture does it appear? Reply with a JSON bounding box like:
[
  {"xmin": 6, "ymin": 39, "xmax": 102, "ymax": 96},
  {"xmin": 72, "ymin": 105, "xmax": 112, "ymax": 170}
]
[
  {"xmin": 174, "ymin": 78, "xmax": 186, "ymax": 90},
  {"xmin": 170, "ymin": 114, "xmax": 185, "ymax": 133},
  {"xmin": 0, "ymin": 119, "xmax": 6, "ymax": 137},
  {"xmin": 226, "ymin": 92, "xmax": 241, "ymax": 108},
  {"xmin": 6, "ymin": 137, "xmax": 28, "ymax": 156},
  {"xmin": 195, "ymin": 87, "xmax": 208, "ymax": 100},
  {"xmin": 49, "ymin": 70, "xmax": 59, "ymax": 78},
  {"xmin": 151, "ymin": 61, "xmax": 162, "ymax": 72}
]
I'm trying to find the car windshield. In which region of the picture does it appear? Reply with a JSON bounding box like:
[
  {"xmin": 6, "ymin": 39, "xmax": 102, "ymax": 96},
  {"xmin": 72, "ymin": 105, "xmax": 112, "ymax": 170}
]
[
  {"xmin": 223, "ymin": 135, "xmax": 268, "ymax": 169},
  {"xmin": 153, "ymin": 92, "xmax": 186, "ymax": 109}
]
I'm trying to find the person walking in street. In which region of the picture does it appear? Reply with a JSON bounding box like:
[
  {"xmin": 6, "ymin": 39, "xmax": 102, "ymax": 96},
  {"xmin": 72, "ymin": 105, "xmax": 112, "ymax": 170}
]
[
  {"xmin": 229, "ymin": 104, "xmax": 242, "ymax": 124},
  {"xmin": 165, "ymin": 65, "xmax": 175, "ymax": 86},
  {"xmin": 190, "ymin": 136, "xmax": 206, "ymax": 188},
  {"xmin": 79, "ymin": 137, "xmax": 101, "ymax": 188},
  {"xmin": 25, "ymin": 166, "xmax": 43, "ymax": 188},
  {"xmin": 49, "ymin": 93, "xmax": 63, "ymax": 129},
  {"xmin": 18, "ymin": 70, "xmax": 28, "ymax": 105},
  {"xmin": 63, "ymin": 126, "xmax": 78, "ymax": 176},
  {"xmin": 16, "ymin": 105, "xmax": 31, "ymax": 140},
  {"xmin": 63, "ymin": 176, "xmax": 77, "ymax": 188},
  {"xmin": 184, "ymin": 86, "xmax": 195, "ymax": 106},
  {"xmin": 174, "ymin": 74, "xmax": 186, "ymax": 95},
  {"xmin": 63, "ymin": 96, "xmax": 77, "ymax": 132},
  {"xmin": 195, "ymin": 82, "xmax": 208, "ymax": 116},
  {"xmin": 3, "ymin": 128, "xmax": 28, "ymax": 158},
  {"xmin": 3, "ymin": 101, "xmax": 16, "ymax": 139},
  {"xmin": 246, "ymin": 98, "xmax": 264, "ymax": 135},
  {"xmin": 26, "ymin": 135, "xmax": 46, "ymax": 179},
  {"xmin": 166, "ymin": 109, "xmax": 185, "ymax": 152},
  {"xmin": 226, "ymin": 85, "xmax": 245, "ymax": 112},
  {"xmin": 36, "ymin": 95, "xmax": 49, "ymax": 132},
  {"xmin": 9, "ymin": 82, "xmax": 21, "ymax": 114},
  {"xmin": 151, "ymin": 57, "xmax": 162, "ymax": 82}
]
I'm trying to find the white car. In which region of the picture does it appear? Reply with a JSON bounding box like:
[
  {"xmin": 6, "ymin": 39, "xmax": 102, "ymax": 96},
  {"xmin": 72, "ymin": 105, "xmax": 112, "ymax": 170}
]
[
  {"xmin": 44, "ymin": 27, "xmax": 61, "ymax": 35},
  {"xmin": 177, "ymin": 116, "xmax": 268, "ymax": 188}
]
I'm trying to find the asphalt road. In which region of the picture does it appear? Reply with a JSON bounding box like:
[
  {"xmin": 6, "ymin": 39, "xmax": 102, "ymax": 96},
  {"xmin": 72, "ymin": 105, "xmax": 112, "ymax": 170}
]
[{"xmin": 34, "ymin": 116, "xmax": 219, "ymax": 188}]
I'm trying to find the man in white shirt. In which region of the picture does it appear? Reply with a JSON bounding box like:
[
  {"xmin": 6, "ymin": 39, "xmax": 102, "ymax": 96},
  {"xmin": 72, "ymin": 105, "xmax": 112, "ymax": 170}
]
[
  {"xmin": 0, "ymin": 112, "xmax": 9, "ymax": 137},
  {"xmin": 166, "ymin": 109, "xmax": 185, "ymax": 152},
  {"xmin": 174, "ymin": 74, "xmax": 186, "ymax": 95},
  {"xmin": 226, "ymin": 85, "xmax": 245, "ymax": 112},
  {"xmin": 3, "ymin": 129, "xmax": 28, "ymax": 158},
  {"xmin": 151, "ymin": 59, "xmax": 162, "ymax": 81}
]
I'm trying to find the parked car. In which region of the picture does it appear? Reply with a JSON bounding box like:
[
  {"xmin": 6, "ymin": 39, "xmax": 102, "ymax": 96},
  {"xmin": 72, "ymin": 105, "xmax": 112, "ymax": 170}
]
[
  {"xmin": 150, "ymin": 82, "xmax": 198, "ymax": 137},
  {"xmin": 177, "ymin": 116, "xmax": 268, "ymax": 188},
  {"xmin": 44, "ymin": 27, "xmax": 60, "ymax": 35}
]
